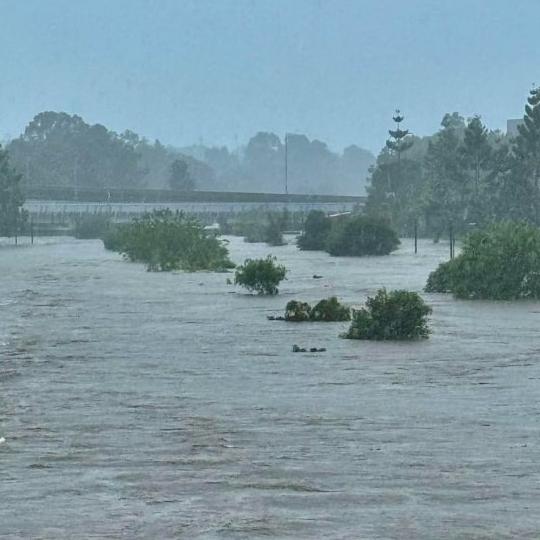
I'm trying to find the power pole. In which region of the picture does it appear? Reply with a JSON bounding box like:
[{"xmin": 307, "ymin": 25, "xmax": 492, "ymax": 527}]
[{"xmin": 284, "ymin": 133, "xmax": 288, "ymax": 195}]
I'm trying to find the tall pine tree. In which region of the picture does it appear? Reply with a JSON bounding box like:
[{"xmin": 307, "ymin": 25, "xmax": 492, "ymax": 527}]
[
  {"xmin": 513, "ymin": 86, "xmax": 540, "ymax": 223},
  {"xmin": 461, "ymin": 116, "xmax": 491, "ymax": 197},
  {"xmin": 386, "ymin": 110, "xmax": 414, "ymax": 168}
]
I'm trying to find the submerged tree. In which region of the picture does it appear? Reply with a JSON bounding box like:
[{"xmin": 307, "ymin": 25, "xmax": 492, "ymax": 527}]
[
  {"xmin": 234, "ymin": 256, "xmax": 287, "ymax": 295},
  {"xmin": 102, "ymin": 209, "xmax": 232, "ymax": 271},
  {"xmin": 297, "ymin": 210, "xmax": 331, "ymax": 250},
  {"xmin": 344, "ymin": 289, "xmax": 432, "ymax": 340},
  {"xmin": 425, "ymin": 221, "xmax": 540, "ymax": 300},
  {"xmin": 0, "ymin": 146, "xmax": 26, "ymax": 237}
]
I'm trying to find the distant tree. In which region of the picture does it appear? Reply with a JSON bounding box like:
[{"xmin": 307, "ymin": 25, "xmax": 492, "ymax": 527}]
[
  {"xmin": 461, "ymin": 116, "xmax": 491, "ymax": 195},
  {"xmin": 424, "ymin": 115, "xmax": 468, "ymax": 235},
  {"xmin": 513, "ymin": 86, "xmax": 540, "ymax": 223},
  {"xmin": 440, "ymin": 112, "xmax": 467, "ymax": 133},
  {"xmin": 0, "ymin": 146, "xmax": 26, "ymax": 237},
  {"xmin": 8, "ymin": 111, "xmax": 145, "ymax": 191},
  {"xmin": 243, "ymin": 132, "xmax": 284, "ymax": 192},
  {"xmin": 169, "ymin": 158, "xmax": 195, "ymax": 190},
  {"xmin": 366, "ymin": 112, "xmax": 422, "ymax": 234},
  {"xmin": 460, "ymin": 116, "xmax": 492, "ymax": 222},
  {"xmin": 385, "ymin": 110, "xmax": 414, "ymax": 165},
  {"xmin": 340, "ymin": 145, "xmax": 375, "ymax": 194}
]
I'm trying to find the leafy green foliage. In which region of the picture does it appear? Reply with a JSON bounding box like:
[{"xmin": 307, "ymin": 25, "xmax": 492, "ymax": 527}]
[
  {"xmin": 297, "ymin": 210, "xmax": 331, "ymax": 250},
  {"xmin": 344, "ymin": 289, "xmax": 431, "ymax": 340},
  {"xmin": 310, "ymin": 296, "xmax": 351, "ymax": 321},
  {"xmin": 284, "ymin": 300, "xmax": 312, "ymax": 321},
  {"xmin": 326, "ymin": 215, "xmax": 400, "ymax": 256},
  {"xmin": 7, "ymin": 112, "xmax": 214, "ymax": 192},
  {"xmin": 102, "ymin": 209, "xmax": 233, "ymax": 272},
  {"xmin": 72, "ymin": 213, "xmax": 112, "ymax": 239},
  {"xmin": 102, "ymin": 224, "xmax": 129, "ymax": 252},
  {"xmin": 234, "ymin": 255, "xmax": 287, "ymax": 295},
  {"xmin": 282, "ymin": 297, "xmax": 350, "ymax": 321},
  {"xmin": 425, "ymin": 221, "xmax": 540, "ymax": 299},
  {"xmin": 424, "ymin": 260, "xmax": 456, "ymax": 294},
  {"xmin": 365, "ymin": 91, "xmax": 540, "ymax": 237},
  {"xmin": 0, "ymin": 145, "xmax": 26, "ymax": 237}
]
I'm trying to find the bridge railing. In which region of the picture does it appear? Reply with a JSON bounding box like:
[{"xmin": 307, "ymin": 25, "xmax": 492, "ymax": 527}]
[{"xmin": 24, "ymin": 186, "xmax": 366, "ymax": 205}]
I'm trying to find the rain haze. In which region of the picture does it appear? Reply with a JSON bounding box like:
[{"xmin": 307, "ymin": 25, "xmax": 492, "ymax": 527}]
[{"xmin": 2, "ymin": 1, "xmax": 540, "ymax": 538}]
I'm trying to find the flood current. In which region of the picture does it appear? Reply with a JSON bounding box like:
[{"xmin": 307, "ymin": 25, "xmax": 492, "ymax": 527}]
[{"xmin": 1, "ymin": 236, "xmax": 540, "ymax": 539}]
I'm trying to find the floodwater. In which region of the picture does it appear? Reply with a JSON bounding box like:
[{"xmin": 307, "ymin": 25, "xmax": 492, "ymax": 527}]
[{"xmin": 1, "ymin": 236, "xmax": 540, "ymax": 539}]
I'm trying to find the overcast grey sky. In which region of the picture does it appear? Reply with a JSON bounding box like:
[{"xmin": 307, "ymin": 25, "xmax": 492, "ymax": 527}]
[{"xmin": 0, "ymin": 0, "xmax": 537, "ymax": 153}]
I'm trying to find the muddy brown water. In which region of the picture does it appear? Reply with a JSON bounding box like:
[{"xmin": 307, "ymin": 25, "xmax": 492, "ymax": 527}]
[{"xmin": 1, "ymin": 236, "xmax": 540, "ymax": 539}]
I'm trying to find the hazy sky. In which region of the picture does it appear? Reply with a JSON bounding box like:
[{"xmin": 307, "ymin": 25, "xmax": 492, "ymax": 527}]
[{"xmin": 0, "ymin": 0, "xmax": 537, "ymax": 153}]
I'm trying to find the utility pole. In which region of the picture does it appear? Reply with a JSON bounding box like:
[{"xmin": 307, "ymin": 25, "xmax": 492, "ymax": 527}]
[{"xmin": 284, "ymin": 133, "xmax": 288, "ymax": 195}]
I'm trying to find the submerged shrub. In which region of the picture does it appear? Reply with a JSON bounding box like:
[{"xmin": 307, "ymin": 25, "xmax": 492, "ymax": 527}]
[
  {"xmin": 234, "ymin": 255, "xmax": 287, "ymax": 295},
  {"xmin": 424, "ymin": 259, "xmax": 456, "ymax": 293},
  {"xmin": 230, "ymin": 210, "xmax": 287, "ymax": 246},
  {"xmin": 102, "ymin": 224, "xmax": 129, "ymax": 252},
  {"xmin": 297, "ymin": 210, "xmax": 331, "ymax": 251},
  {"xmin": 310, "ymin": 296, "xmax": 351, "ymax": 321},
  {"xmin": 344, "ymin": 289, "xmax": 431, "ymax": 340},
  {"xmin": 425, "ymin": 221, "xmax": 540, "ymax": 299},
  {"xmin": 284, "ymin": 300, "xmax": 312, "ymax": 321},
  {"xmin": 325, "ymin": 215, "xmax": 400, "ymax": 256},
  {"xmin": 280, "ymin": 297, "xmax": 350, "ymax": 322},
  {"xmin": 102, "ymin": 209, "xmax": 234, "ymax": 272}
]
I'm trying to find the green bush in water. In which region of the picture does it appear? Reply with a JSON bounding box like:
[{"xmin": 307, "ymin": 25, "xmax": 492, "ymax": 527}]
[
  {"xmin": 102, "ymin": 224, "xmax": 129, "ymax": 252},
  {"xmin": 281, "ymin": 297, "xmax": 350, "ymax": 321},
  {"xmin": 234, "ymin": 255, "xmax": 287, "ymax": 295},
  {"xmin": 229, "ymin": 210, "xmax": 286, "ymax": 246},
  {"xmin": 425, "ymin": 221, "xmax": 540, "ymax": 299},
  {"xmin": 102, "ymin": 209, "xmax": 234, "ymax": 272},
  {"xmin": 344, "ymin": 289, "xmax": 432, "ymax": 340},
  {"xmin": 325, "ymin": 215, "xmax": 400, "ymax": 256},
  {"xmin": 310, "ymin": 296, "xmax": 351, "ymax": 321},
  {"xmin": 284, "ymin": 300, "xmax": 312, "ymax": 321},
  {"xmin": 244, "ymin": 219, "xmax": 285, "ymax": 246},
  {"xmin": 297, "ymin": 210, "xmax": 331, "ymax": 251},
  {"xmin": 424, "ymin": 259, "xmax": 456, "ymax": 294}
]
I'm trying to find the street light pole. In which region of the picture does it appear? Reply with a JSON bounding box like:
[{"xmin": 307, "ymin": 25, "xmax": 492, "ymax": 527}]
[{"xmin": 284, "ymin": 133, "xmax": 288, "ymax": 195}]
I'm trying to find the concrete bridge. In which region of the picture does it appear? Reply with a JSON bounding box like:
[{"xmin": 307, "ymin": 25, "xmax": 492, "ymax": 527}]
[{"xmin": 24, "ymin": 187, "xmax": 366, "ymax": 217}]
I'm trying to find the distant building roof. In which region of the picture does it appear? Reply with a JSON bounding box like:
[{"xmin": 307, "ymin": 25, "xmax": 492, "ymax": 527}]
[{"xmin": 507, "ymin": 118, "xmax": 523, "ymax": 137}]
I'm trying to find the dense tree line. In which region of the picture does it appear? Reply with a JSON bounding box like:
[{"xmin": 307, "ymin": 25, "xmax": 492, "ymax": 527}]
[
  {"xmin": 7, "ymin": 112, "xmax": 214, "ymax": 193},
  {"xmin": 183, "ymin": 132, "xmax": 375, "ymax": 195},
  {"xmin": 365, "ymin": 88, "xmax": 540, "ymax": 237},
  {"xmin": 6, "ymin": 112, "xmax": 374, "ymax": 196}
]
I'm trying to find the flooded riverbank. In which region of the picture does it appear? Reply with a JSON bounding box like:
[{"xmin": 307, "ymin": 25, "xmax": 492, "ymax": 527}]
[{"xmin": 1, "ymin": 236, "xmax": 540, "ymax": 539}]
